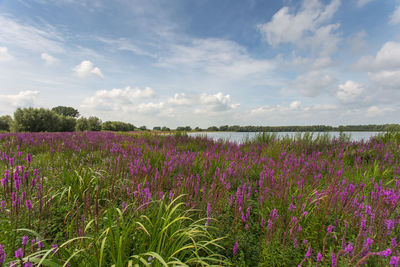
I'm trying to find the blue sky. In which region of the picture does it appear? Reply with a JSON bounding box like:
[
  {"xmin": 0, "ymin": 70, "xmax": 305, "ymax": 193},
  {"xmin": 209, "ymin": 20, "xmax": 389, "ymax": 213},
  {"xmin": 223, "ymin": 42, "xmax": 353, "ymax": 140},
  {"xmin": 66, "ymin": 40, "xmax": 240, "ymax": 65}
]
[{"xmin": 0, "ymin": 0, "xmax": 399, "ymax": 128}]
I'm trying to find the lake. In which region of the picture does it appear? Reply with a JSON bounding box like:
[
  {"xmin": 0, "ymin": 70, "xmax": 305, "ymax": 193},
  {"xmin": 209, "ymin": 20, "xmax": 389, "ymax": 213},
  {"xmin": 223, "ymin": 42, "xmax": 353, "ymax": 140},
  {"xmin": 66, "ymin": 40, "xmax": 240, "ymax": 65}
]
[{"xmin": 188, "ymin": 131, "xmax": 382, "ymax": 144}]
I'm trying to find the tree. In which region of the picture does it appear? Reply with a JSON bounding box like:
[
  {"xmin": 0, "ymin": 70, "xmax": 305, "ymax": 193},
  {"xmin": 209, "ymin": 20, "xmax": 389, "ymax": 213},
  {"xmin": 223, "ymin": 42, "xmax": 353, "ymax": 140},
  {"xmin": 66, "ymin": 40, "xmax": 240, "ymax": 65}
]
[
  {"xmin": 58, "ymin": 115, "xmax": 76, "ymax": 132},
  {"xmin": 52, "ymin": 106, "xmax": 80, "ymax": 118},
  {"xmin": 153, "ymin": 126, "xmax": 161, "ymax": 131},
  {"xmin": 161, "ymin": 126, "xmax": 170, "ymax": 132},
  {"xmin": 76, "ymin": 117, "xmax": 89, "ymax": 131},
  {"xmin": 87, "ymin": 116, "xmax": 102, "ymax": 131},
  {"xmin": 139, "ymin": 126, "xmax": 147, "ymax": 131},
  {"xmin": 0, "ymin": 115, "xmax": 12, "ymax": 132},
  {"xmin": 12, "ymin": 108, "xmax": 61, "ymax": 132},
  {"xmin": 102, "ymin": 121, "xmax": 135, "ymax": 131}
]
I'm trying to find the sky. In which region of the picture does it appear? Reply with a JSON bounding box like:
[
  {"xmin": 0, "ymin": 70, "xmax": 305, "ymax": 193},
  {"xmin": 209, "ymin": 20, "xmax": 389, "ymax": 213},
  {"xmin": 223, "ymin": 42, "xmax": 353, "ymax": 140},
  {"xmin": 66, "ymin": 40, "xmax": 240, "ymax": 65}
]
[{"xmin": 0, "ymin": 0, "xmax": 399, "ymax": 128}]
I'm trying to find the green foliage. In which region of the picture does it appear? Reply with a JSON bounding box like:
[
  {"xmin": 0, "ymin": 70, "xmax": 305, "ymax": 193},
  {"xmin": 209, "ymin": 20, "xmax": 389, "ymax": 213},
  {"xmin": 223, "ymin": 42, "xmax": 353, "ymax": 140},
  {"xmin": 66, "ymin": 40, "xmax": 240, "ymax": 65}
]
[
  {"xmin": 51, "ymin": 106, "xmax": 80, "ymax": 118},
  {"xmin": 102, "ymin": 121, "xmax": 135, "ymax": 131},
  {"xmin": 176, "ymin": 126, "xmax": 192, "ymax": 131},
  {"xmin": 75, "ymin": 117, "xmax": 89, "ymax": 131},
  {"xmin": 12, "ymin": 107, "xmax": 61, "ymax": 132},
  {"xmin": 152, "ymin": 126, "xmax": 161, "ymax": 131},
  {"xmin": 76, "ymin": 116, "xmax": 102, "ymax": 131},
  {"xmin": 161, "ymin": 126, "xmax": 170, "ymax": 131},
  {"xmin": 58, "ymin": 115, "xmax": 77, "ymax": 132},
  {"xmin": 0, "ymin": 115, "xmax": 12, "ymax": 132}
]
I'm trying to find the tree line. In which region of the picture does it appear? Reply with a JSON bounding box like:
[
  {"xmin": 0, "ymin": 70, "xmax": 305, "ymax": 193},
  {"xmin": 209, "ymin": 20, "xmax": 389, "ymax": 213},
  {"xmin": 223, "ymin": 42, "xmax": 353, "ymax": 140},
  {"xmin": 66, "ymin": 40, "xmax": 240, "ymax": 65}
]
[
  {"xmin": 1, "ymin": 107, "xmax": 399, "ymax": 133},
  {"xmin": 0, "ymin": 107, "xmax": 137, "ymax": 132}
]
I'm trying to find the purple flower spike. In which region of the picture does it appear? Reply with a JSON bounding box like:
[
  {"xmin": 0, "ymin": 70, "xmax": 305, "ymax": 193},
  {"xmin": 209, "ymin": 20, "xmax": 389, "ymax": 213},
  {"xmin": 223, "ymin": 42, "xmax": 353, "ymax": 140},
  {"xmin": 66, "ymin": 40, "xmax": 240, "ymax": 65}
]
[
  {"xmin": 327, "ymin": 225, "xmax": 333, "ymax": 234},
  {"xmin": 317, "ymin": 252, "xmax": 322, "ymax": 262},
  {"xmin": 25, "ymin": 200, "xmax": 32, "ymax": 210},
  {"xmin": 24, "ymin": 262, "xmax": 32, "ymax": 267},
  {"xmin": 305, "ymin": 246, "xmax": 312, "ymax": 258},
  {"xmin": 22, "ymin": 235, "xmax": 28, "ymax": 245},
  {"xmin": 0, "ymin": 244, "xmax": 6, "ymax": 265},
  {"xmin": 15, "ymin": 247, "xmax": 23, "ymax": 259},
  {"xmin": 390, "ymin": 256, "xmax": 398, "ymax": 267},
  {"xmin": 331, "ymin": 252, "xmax": 336, "ymax": 267},
  {"xmin": 233, "ymin": 242, "xmax": 238, "ymax": 255}
]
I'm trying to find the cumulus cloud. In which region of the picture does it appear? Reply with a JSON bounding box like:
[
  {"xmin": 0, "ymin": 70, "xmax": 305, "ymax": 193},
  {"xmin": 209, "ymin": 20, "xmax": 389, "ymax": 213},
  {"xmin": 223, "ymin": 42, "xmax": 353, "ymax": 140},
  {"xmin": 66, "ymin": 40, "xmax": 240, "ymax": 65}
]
[
  {"xmin": 390, "ymin": 5, "xmax": 400, "ymax": 24},
  {"xmin": 367, "ymin": 106, "xmax": 395, "ymax": 117},
  {"xmin": 257, "ymin": 0, "xmax": 341, "ymax": 56},
  {"xmin": 196, "ymin": 93, "xmax": 239, "ymax": 113},
  {"xmin": 73, "ymin": 60, "xmax": 103, "ymax": 78},
  {"xmin": 0, "ymin": 46, "xmax": 12, "ymax": 62},
  {"xmin": 353, "ymin": 41, "xmax": 400, "ymax": 95},
  {"xmin": 0, "ymin": 90, "xmax": 40, "ymax": 108},
  {"xmin": 292, "ymin": 71, "xmax": 337, "ymax": 97},
  {"xmin": 82, "ymin": 86, "xmax": 156, "ymax": 111},
  {"xmin": 167, "ymin": 93, "xmax": 192, "ymax": 106},
  {"xmin": 353, "ymin": 41, "xmax": 400, "ymax": 71},
  {"xmin": 41, "ymin": 52, "xmax": 58, "ymax": 65},
  {"xmin": 336, "ymin": 80, "xmax": 364, "ymax": 103}
]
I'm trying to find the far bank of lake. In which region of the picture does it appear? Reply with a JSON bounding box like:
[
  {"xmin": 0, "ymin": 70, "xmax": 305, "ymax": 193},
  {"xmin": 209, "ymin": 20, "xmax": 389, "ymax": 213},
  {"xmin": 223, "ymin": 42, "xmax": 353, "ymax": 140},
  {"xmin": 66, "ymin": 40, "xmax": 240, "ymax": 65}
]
[{"xmin": 188, "ymin": 131, "xmax": 382, "ymax": 143}]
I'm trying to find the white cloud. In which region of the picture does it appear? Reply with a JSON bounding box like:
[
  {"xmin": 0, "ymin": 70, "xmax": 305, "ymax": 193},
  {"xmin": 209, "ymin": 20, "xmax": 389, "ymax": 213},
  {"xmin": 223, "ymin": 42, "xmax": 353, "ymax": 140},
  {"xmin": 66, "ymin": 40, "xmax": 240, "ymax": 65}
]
[
  {"xmin": 0, "ymin": 90, "xmax": 40, "ymax": 108},
  {"xmin": 158, "ymin": 38, "xmax": 274, "ymax": 78},
  {"xmin": 251, "ymin": 102, "xmax": 337, "ymax": 116},
  {"xmin": 257, "ymin": 0, "xmax": 341, "ymax": 56},
  {"xmin": 196, "ymin": 92, "xmax": 239, "ymax": 113},
  {"xmin": 357, "ymin": 0, "xmax": 374, "ymax": 8},
  {"xmin": 73, "ymin": 60, "xmax": 103, "ymax": 78},
  {"xmin": 96, "ymin": 37, "xmax": 156, "ymax": 58},
  {"xmin": 390, "ymin": 5, "xmax": 400, "ymax": 24},
  {"xmin": 289, "ymin": 100, "xmax": 301, "ymax": 109},
  {"xmin": 336, "ymin": 80, "xmax": 364, "ymax": 103},
  {"xmin": 367, "ymin": 106, "xmax": 395, "ymax": 117},
  {"xmin": 346, "ymin": 30, "xmax": 368, "ymax": 53},
  {"xmin": 167, "ymin": 93, "xmax": 192, "ymax": 106},
  {"xmin": 312, "ymin": 57, "xmax": 334, "ymax": 69},
  {"xmin": 292, "ymin": 71, "xmax": 337, "ymax": 97},
  {"xmin": 82, "ymin": 86, "xmax": 156, "ymax": 111},
  {"xmin": 0, "ymin": 46, "xmax": 12, "ymax": 62},
  {"xmin": 353, "ymin": 41, "xmax": 400, "ymax": 71},
  {"xmin": 0, "ymin": 14, "xmax": 63, "ymax": 53},
  {"xmin": 369, "ymin": 69, "xmax": 400, "ymax": 89},
  {"xmin": 41, "ymin": 52, "xmax": 58, "ymax": 65}
]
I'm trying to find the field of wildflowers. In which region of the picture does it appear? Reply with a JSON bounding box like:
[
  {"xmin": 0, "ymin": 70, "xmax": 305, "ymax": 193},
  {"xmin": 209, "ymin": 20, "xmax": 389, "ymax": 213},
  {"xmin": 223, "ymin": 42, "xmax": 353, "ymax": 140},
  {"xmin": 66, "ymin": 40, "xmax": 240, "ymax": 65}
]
[{"xmin": 0, "ymin": 131, "xmax": 399, "ymax": 266}]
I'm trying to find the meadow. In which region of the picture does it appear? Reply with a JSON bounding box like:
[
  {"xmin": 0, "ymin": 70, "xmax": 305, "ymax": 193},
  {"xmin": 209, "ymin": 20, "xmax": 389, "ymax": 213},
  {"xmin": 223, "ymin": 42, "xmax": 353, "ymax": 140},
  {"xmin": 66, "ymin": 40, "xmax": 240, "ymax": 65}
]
[{"xmin": 0, "ymin": 131, "xmax": 399, "ymax": 266}]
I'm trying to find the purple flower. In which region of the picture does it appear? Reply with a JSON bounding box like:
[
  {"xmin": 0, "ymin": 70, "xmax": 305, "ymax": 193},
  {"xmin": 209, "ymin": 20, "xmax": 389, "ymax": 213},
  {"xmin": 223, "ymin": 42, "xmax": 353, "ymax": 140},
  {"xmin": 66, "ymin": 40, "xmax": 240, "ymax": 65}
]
[
  {"xmin": 327, "ymin": 225, "xmax": 333, "ymax": 234},
  {"xmin": 0, "ymin": 244, "xmax": 6, "ymax": 265},
  {"xmin": 386, "ymin": 220, "xmax": 395, "ymax": 235},
  {"xmin": 392, "ymin": 238, "xmax": 397, "ymax": 248},
  {"xmin": 25, "ymin": 200, "xmax": 32, "ymax": 210},
  {"xmin": 317, "ymin": 252, "xmax": 322, "ymax": 262},
  {"xmin": 331, "ymin": 252, "xmax": 337, "ymax": 267},
  {"xmin": 344, "ymin": 242, "xmax": 353, "ymax": 255},
  {"xmin": 38, "ymin": 240, "xmax": 44, "ymax": 249},
  {"xmin": 305, "ymin": 246, "xmax": 312, "ymax": 258},
  {"xmin": 378, "ymin": 248, "xmax": 392, "ymax": 257},
  {"xmin": 390, "ymin": 256, "xmax": 398, "ymax": 267},
  {"xmin": 22, "ymin": 236, "xmax": 28, "ymax": 246},
  {"xmin": 52, "ymin": 244, "xmax": 58, "ymax": 253},
  {"xmin": 15, "ymin": 247, "xmax": 23, "ymax": 258},
  {"xmin": 24, "ymin": 262, "xmax": 32, "ymax": 267},
  {"xmin": 233, "ymin": 242, "xmax": 238, "ymax": 255},
  {"xmin": 363, "ymin": 237, "xmax": 373, "ymax": 248}
]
